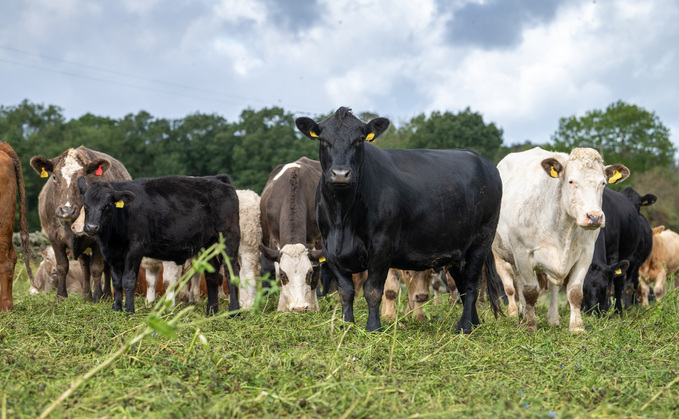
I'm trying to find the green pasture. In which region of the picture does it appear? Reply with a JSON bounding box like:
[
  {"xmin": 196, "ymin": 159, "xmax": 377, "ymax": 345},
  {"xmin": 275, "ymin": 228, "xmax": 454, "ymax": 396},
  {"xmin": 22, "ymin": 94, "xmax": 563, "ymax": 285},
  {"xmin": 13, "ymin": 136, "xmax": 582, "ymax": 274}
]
[{"xmin": 1, "ymin": 252, "xmax": 678, "ymax": 418}]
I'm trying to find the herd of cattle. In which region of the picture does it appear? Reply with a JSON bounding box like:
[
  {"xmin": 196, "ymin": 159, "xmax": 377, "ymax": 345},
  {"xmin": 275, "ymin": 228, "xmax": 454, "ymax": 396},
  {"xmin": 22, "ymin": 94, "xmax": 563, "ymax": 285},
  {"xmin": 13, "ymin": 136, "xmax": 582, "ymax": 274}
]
[{"xmin": 1, "ymin": 107, "xmax": 678, "ymax": 334}]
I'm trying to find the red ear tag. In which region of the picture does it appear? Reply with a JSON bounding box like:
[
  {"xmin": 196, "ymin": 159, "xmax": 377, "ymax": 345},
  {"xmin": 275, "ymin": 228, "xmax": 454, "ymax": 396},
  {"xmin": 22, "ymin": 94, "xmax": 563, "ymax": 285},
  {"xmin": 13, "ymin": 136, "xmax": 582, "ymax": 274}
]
[{"xmin": 95, "ymin": 165, "xmax": 103, "ymax": 176}]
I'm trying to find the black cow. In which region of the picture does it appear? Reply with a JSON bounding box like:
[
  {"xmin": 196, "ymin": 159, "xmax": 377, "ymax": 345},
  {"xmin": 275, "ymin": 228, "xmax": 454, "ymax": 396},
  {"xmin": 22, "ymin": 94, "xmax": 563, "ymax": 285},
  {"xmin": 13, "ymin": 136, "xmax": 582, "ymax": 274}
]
[
  {"xmin": 296, "ymin": 107, "xmax": 504, "ymax": 333},
  {"xmin": 77, "ymin": 175, "xmax": 240, "ymax": 315},
  {"xmin": 582, "ymin": 186, "xmax": 655, "ymax": 314}
]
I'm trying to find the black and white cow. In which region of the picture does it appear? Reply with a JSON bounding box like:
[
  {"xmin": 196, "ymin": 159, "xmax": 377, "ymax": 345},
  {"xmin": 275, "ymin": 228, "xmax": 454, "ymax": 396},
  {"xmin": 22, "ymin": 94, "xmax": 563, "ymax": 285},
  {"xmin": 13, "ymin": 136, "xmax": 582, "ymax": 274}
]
[
  {"xmin": 77, "ymin": 174, "xmax": 240, "ymax": 315},
  {"xmin": 296, "ymin": 107, "xmax": 504, "ymax": 333}
]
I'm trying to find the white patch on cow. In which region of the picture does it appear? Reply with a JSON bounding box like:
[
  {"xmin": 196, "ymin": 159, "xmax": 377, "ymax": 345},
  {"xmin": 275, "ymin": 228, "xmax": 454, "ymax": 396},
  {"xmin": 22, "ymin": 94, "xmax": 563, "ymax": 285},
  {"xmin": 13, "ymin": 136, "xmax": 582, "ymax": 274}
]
[
  {"xmin": 276, "ymin": 243, "xmax": 318, "ymax": 313},
  {"xmin": 273, "ymin": 163, "xmax": 301, "ymax": 182},
  {"xmin": 60, "ymin": 150, "xmax": 84, "ymax": 187},
  {"xmin": 235, "ymin": 189, "xmax": 262, "ymax": 309}
]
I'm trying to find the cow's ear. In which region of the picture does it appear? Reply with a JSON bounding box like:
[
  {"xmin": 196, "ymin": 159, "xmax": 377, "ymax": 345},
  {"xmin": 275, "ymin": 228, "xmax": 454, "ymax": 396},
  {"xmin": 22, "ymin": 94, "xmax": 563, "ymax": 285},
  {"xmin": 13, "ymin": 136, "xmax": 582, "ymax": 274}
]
[
  {"xmin": 296, "ymin": 117, "xmax": 322, "ymax": 140},
  {"xmin": 653, "ymin": 225, "xmax": 665, "ymax": 235},
  {"xmin": 540, "ymin": 158, "xmax": 563, "ymax": 178},
  {"xmin": 113, "ymin": 190, "xmax": 135, "ymax": 207},
  {"xmin": 259, "ymin": 244, "xmax": 280, "ymax": 262},
  {"xmin": 308, "ymin": 249, "xmax": 324, "ymax": 265},
  {"xmin": 612, "ymin": 260, "xmax": 630, "ymax": 277},
  {"xmin": 640, "ymin": 194, "xmax": 657, "ymax": 206},
  {"xmin": 30, "ymin": 156, "xmax": 53, "ymax": 178},
  {"xmin": 605, "ymin": 164, "xmax": 630, "ymax": 184},
  {"xmin": 86, "ymin": 158, "xmax": 111, "ymax": 176},
  {"xmin": 77, "ymin": 176, "xmax": 88, "ymax": 194},
  {"xmin": 364, "ymin": 117, "xmax": 390, "ymax": 142}
]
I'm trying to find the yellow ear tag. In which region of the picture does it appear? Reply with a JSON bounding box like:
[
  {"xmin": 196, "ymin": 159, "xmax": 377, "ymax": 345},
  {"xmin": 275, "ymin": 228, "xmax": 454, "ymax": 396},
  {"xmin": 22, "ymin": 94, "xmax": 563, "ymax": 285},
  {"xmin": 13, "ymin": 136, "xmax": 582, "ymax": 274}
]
[
  {"xmin": 614, "ymin": 269, "xmax": 622, "ymax": 275},
  {"xmin": 318, "ymin": 256, "xmax": 326, "ymax": 263},
  {"xmin": 655, "ymin": 231, "xmax": 661, "ymax": 236},
  {"xmin": 610, "ymin": 170, "xmax": 622, "ymax": 184},
  {"xmin": 115, "ymin": 200, "xmax": 124, "ymax": 208},
  {"xmin": 366, "ymin": 132, "xmax": 375, "ymax": 142},
  {"xmin": 309, "ymin": 131, "xmax": 318, "ymax": 138},
  {"xmin": 550, "ymin": 166, "xmax": 558, "ymax": 178},
  {"xmin": 40, "ymin": 167, "xmax": 48, "ymax": 178}
]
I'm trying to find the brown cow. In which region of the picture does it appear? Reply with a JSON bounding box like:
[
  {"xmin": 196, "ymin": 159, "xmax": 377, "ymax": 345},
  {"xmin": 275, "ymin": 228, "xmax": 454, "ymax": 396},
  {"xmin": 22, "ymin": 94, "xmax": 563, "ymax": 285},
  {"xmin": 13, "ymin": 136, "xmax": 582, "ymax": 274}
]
[
  {"xmin": 260, "ymin": 158, "xmax": 324, "ymax": 312},
  {"xmin": 0, "ymin": 142, "xmax": 33, "ymax": 311},
  {"xmin": 638, "ymin": 226, "xmax": 679, "ymax": 305},
  {"xmin": 30, "ymin": 147, "xmax": 131, "ymax": 302}
]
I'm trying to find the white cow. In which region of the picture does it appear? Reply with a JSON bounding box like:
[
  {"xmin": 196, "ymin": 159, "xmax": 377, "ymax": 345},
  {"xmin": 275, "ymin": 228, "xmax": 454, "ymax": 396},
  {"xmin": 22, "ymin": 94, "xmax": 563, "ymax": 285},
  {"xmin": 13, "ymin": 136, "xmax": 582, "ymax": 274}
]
[
  {"xmin": 234, "ymin": 189, "xmax": 262, "ymax": 309},
  {"xmin": 493, "ymin": 147, "xmax": 629, "ymax": 332}
]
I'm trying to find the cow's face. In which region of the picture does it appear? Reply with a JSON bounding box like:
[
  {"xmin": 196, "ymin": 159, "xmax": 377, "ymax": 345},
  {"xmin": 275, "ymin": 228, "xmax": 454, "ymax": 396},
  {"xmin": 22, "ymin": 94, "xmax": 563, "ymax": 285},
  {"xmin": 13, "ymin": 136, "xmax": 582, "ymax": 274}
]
[
  {"xmin": 30, "ymin": 149, "xmax": 112, "ymax": 221},
  {"xmin": 78, "ymin": 177, "xmax": 135, "ymax": 236},
  {"xmin": 296, "ymin": 107, "xmax": 389, "ymax": 190},
  {"xmin": 542, "ymin": 148, "xmax": 629, "ymax": 229},
  {"xmin": 582, "ymin": 260, "xmax": 629, "ymax": 314},
  {"xmin": 620, "ymin": 187, "xmax": 657, "ymax": 214},
  {"xmin": 260, "ymin": 243, "xmax": 323, "ymax": 312},
  {"xmin": 402, "ymin": 269, "xmax": 434, "ymax": 322}
]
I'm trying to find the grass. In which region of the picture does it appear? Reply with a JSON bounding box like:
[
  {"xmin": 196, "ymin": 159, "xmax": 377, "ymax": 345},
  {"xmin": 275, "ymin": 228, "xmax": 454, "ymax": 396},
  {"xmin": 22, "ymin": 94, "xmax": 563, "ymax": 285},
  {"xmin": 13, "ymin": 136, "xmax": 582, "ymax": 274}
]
[{"xmin": 1, "ymin": 254, "xmax": 678, "ymax": 418}]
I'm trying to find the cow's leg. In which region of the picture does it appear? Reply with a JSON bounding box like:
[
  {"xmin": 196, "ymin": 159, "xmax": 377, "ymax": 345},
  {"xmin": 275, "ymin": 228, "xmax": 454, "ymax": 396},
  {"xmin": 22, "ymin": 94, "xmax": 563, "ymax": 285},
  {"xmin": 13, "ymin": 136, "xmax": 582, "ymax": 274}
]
[
  {"xmin": 161, "ymin": 261, "xmax": 180, "ymax": 307},
  {"xmin": 111, "ymin": 266, "xmax": 124, "ymax": 311},
  {"xmin": 380, "ymin": 269, "xmax": 400, "ymax": 321},
  {"xmin": 495, "ymin": 255, "xmax": 518, "ymax": 316},
  {"xmin": 446, "ymin": 271, "xmax": 458, "ymax": 303},
  {"xmin": 513, "ymin": 255, "xmax": 538, "ymax": 331},
  {"xmin": 653, "ymin": 269, "xmax": 667, "ymax": 302},
  {"xmin": 334, "ymin": 265, "xmax": 356, "ymax": 325},
  {"xmin": 637, "ymin": 276, "xmax": 650, "ymax": 306},
  {"xmin": 144, "ymin": 265, "xmax": 159, "ymax": 307},
  {"xmin": 122, "ymin": 250, "xmax": 143, "ymax": 314},
  {"xmin": 192, "ymin": 272, "xmax": 202, "ymax": 303},
  {"xmin": 566, "ymin": 262, "xmax": 587, "ymax": 333},
  {"xmin": 454, "ymin": 247, "xmax": 486, "ymax": 333},
  {"xmin": 546, "ymin": 278, "xmax": 560, "ymax": 327},
  {"xmin": 612, "ymin": 273, "xmax": 626, "ymax": 314},
  {"xmin": 90, "ymin": 250, "xmax": 106, "ymax": 303},
  {"xmin": 78, "ymin": 253, "xmax": 93, "ymax": 301},
  {"xmin": 102, "ymin": 264, "xmax": 112, "ymax": 301},
  {"xmin": 0, "ymin": 245, "xmax": 17, "ymax": 311},
  {"xmin": 364, "ymin": 266, "xmax": 389, "ymax": 332},
  {"xmin": 53, "ymin": 244, "xmax": 70, "ymax": 299},
  {"xmin": 204, "ymin": 258, "xmax": 223, "ymax": 316}
]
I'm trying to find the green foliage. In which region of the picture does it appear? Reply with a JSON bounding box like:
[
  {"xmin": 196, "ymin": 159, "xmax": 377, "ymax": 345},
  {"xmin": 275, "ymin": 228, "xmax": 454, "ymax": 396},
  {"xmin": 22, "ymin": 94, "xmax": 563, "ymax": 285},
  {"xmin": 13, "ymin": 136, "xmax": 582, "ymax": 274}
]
[
  {"xmin": 405, "ymin": 108, "xmax": 504, "ymax": 160},
  {"xmin": 3, "ymin": 260, "xmax": 679, "ymax": 417},
  {"xmin": 551, "ymin": 100, "xmax": 676, "ymax": 173}
]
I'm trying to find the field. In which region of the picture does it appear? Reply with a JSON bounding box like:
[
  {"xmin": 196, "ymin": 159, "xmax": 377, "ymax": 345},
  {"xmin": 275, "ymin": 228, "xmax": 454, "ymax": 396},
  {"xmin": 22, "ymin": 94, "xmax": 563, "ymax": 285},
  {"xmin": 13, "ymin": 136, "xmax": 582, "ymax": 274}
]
[{"xmin": 1, "ymin": 252, "xmax": 679, "ymax": 418}]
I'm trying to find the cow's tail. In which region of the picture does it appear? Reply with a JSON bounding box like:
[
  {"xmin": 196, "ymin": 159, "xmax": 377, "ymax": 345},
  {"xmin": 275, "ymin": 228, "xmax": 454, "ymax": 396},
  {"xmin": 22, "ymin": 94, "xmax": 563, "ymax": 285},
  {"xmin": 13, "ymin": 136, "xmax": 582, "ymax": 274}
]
[
  {"xmin": 483, "ymin": 251, "xmax": 504, "ymax": 318},
  {"xmin": 9, "ymin": 146, "xmax": 34, "ymax": 282}
]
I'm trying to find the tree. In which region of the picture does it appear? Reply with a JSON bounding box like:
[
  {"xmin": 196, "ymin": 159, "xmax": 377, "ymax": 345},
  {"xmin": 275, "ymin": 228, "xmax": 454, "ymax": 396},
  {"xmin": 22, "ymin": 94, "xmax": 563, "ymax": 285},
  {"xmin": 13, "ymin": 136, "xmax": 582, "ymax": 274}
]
[
  {"xmin": 551, "ymin": 101, "xmax": 675, "ymax": 173},
  {"xmin": 405, "ymin": 108, "xmax": 504, "ymax": 160}
]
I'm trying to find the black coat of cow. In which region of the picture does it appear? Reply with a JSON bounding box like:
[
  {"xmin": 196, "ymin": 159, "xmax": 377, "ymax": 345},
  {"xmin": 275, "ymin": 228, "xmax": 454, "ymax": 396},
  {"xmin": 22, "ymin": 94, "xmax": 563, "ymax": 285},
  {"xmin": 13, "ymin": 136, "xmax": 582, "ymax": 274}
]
[
  {"xmin": 30, "ymin": 147, "xmax": 130, "ymax": 302},
  {"xmin": 78, "ymin": 175, "xmax": 240, "ymax": 315},
  {"xmin": 296, "ymin": 107, "xmax": 504, "ymax": 333},
  {"xmin": 582, "ymin": 186, "xmax": 655, "ymax": 314}
]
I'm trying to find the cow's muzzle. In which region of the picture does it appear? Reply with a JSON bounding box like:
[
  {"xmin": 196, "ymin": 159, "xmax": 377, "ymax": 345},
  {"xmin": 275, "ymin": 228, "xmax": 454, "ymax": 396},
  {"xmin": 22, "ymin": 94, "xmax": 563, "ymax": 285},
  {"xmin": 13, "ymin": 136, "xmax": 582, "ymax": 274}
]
[
  {"xmin": 329, "ymin": 168, "xmax": 352, "ymax": 187},
  {"xmin": 83, "ymin": 224, "xmax": 100, "ymax": 235},
  {"xmin": 57, "ymin": 206, "xmax": 77, "ymax": 221},
  {"xmin": 585, "ymin": 212, "xmax": 605, "ymax": 228}
]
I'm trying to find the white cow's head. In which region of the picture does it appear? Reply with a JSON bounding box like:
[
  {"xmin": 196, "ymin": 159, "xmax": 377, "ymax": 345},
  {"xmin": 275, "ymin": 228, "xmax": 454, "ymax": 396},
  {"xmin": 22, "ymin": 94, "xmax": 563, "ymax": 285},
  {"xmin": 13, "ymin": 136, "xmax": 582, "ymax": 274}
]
[
  {"xmin": 541, "ymin": 147, "xmax": 629, "ymax": 229},
  {"xmin": 260, "ymin": 243, "xmax": 323, "ymax": 312}
]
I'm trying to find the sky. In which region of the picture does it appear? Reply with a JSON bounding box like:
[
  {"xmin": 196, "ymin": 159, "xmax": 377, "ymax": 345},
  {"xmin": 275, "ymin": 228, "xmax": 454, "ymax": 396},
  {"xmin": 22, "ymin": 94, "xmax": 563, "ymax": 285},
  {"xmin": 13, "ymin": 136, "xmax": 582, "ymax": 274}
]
[{"xmin": 1, "ymin": 0, "xmax": 678, "ymax": 149}]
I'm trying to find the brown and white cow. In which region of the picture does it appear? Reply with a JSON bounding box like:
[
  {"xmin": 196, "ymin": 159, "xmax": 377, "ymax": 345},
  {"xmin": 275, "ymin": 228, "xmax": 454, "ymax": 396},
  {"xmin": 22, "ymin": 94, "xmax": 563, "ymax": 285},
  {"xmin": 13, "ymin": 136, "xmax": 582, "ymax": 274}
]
[
  {"xmin": 493, "ymin": 147, "xmax": 629, "ymax": 332},
  {"xmin": 0, "ymin": 142, "xmax": 33, "ymax": 310},
  {"xmin": 30, "ymin": 146, "xmax": 131, "ymax": 302},
  {"xmin": 30, "ymin": 245, "xmax": 83, "ymax": 295},
  {"xmin": 638, "ymin": 226, "xmax": 679, "ymax": 305},
  {"xmin": 260, "ymin": 157, "xmax": 324, "ymax": 312}
]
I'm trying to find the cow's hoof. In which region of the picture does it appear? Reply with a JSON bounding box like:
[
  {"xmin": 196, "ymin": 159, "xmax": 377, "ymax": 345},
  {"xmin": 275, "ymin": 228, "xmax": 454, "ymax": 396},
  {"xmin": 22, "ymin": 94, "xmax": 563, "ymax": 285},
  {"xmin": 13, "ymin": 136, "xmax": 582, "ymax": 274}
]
[
  {"xmin": 112, "ymin": 303, "xmax": 122, "ymax": 312},
  {"xmin": 206, "ymin": 306, "xmax": 218, "ymax": 316},
  {"xmin": 569, "ymin": 325, "xmax": 585, "ymax": 333},
  {"xmin": 507, "ymin": 306, "xmax": 519, "ymax": 317}
]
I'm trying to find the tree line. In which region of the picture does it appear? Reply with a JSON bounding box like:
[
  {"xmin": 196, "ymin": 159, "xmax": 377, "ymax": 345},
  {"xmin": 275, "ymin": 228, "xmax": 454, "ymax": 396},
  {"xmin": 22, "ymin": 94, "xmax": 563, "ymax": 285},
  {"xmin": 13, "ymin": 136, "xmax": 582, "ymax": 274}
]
[{"xmin": 1, "ymin": 99, "xmax": 676, "ymax": 234}]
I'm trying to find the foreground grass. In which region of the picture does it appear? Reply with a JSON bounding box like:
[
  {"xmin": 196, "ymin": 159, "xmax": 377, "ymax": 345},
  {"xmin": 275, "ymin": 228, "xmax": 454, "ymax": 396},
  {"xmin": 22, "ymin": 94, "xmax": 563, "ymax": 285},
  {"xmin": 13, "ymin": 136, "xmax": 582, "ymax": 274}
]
[{"xmin": 1, "ymin": 268, "xmax": 678, "ymax": 418}]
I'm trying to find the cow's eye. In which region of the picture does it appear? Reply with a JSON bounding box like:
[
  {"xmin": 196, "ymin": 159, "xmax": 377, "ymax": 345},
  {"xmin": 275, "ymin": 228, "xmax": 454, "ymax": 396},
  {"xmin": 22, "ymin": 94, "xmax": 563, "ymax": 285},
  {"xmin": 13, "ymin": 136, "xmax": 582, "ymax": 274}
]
[{"xmin": 568, "ymin": 180, "xmax": 574, "ymax": 185}]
